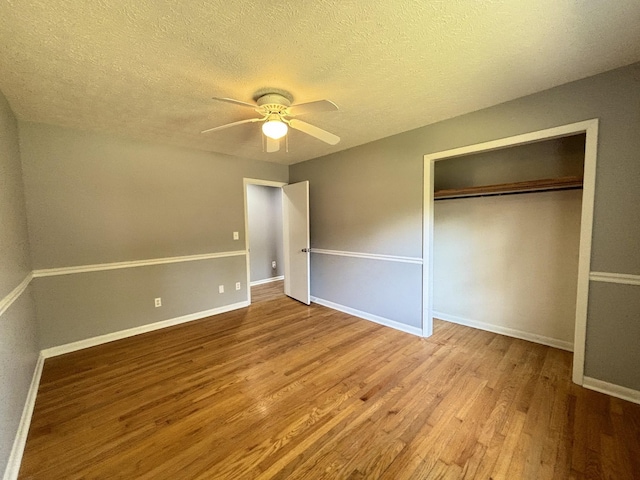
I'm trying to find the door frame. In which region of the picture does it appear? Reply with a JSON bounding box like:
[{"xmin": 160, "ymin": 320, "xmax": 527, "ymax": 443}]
[
  {"xmin": 422, "ymin": 119, "xmax": 599, "ymax": 385},
  {"xmin": 243, "ymin": 178, "xmax": 287, "ymax": 304}
]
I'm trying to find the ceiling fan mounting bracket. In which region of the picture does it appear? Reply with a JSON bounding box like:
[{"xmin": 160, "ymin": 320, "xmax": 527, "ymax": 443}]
[
  {"xmin": 256, "ymin": 93, "xmax": 292, "ymax": 108},
  {"xmin": 253, "ymin": 88, "xmax": 293, "ymax": 104}
]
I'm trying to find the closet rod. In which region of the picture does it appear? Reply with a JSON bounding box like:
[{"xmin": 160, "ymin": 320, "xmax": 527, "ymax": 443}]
[
  {"xmin": 434, "ymin": 175, "xmax": 583, "ymax": 201},
  {"xmin": 434, "ymin": 185, "xmax": 583, "ymax": 201}
]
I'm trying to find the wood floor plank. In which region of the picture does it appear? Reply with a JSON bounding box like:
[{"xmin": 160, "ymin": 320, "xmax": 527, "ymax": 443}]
[{"xmin": 18, "ymin": 281, "xmax": 640, "ymax": 479}]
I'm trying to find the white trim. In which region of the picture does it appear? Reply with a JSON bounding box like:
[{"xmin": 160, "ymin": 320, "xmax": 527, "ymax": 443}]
[
  {"xmin": 423, "ymin": 157, "xmax": 435, "ymax": 338},
  {"xmin": 243, "ymin": 178, "xmax": 288, "ymax": 188},
  {"xmin": 311, "ymin": 296, "xmax": 422, "ymax": 337},
  {"xmin": 311, "ymin": 248, "xmax": 423, "ymax": 265},
  {"xmin": 0, "ymin": 273, "xmax": 33, "ymax": 318},
  {"xmin": 41, "ymin": 301, "xmax": 249, "ymax": 358},
  {"xmin": 423, "ymin": 119, "xmax": 599, "ymax": 162},
  {"xmin": 590, "ymin": 271, "xmax": 640, "ymax": 286},
  {"xmin": 583, "ymin": 376, "xmax": 640, "ymax": 405},
  {"xmin": 32, "ymin": 251, "xmax": 246, "ymax": 278},
  {"xmin": 433, "ymin": 311, "xmax": 574, "ymax": 352},
  {"xmin": 3, "ymin": 353, "xmax": 44, "ymax": 480},
  {"xmin": 423, "ymin": 118, "xmax": 598, "ymax": 386},
  {"xmin": 250, "ymin": 276, "xmax": 284, "ymax": 286},
  {"xmin": 243, "ymin": 178, "xmax": 288, "ymax": 306},
  {"xmin": 572, "ymin": 119, "xmax": 598, "ymax": 384}
]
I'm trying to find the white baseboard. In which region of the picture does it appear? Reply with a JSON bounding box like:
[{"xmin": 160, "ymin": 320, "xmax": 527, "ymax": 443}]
[
  {"xmin": 41, "ymin": 301, "xmax": 250, "ymax": 358},
  {"xmin": 432, "ymin": 311, "xmax": 574, "ymax": 352},
  {"xmin": 583, "ymin": 376, "xmax": 640, "ymax": 405},
  {"xmin": 250, "ymin": 276, "xmax": 284, "ymax": 287},
  {"xmin": 311, "ymin": 296, "xmax": 422, "ymax": 337},
  {"xmin": 3, "ymin": 353, "xmax": 44, "ymax": 480}
]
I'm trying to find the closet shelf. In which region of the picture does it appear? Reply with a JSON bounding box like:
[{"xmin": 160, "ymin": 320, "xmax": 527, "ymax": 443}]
[{"xmin": 434, "ymin": 175, "xmax": 583, "ymax": 200}]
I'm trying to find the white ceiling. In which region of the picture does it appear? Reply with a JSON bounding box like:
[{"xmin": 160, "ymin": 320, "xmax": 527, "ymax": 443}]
[{"xmin": 1, "ymin": 1, "xmax": 640, "ymax": 165}]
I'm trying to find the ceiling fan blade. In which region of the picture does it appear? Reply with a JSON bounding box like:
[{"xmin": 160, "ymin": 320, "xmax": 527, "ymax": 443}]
[
  {"xmin": 289, "ymin": 119, "xmax": 340, "ymax": 145},
  {"xmin": 211, "ymin": 97, "xmax": 257, "ymax": 109},
  {"xmin": 201, "ymin": 117, "xmax": 261, "ymax": 134},
  {"xmin": 266, "ymin": 136, "xmax": 280, "ymax": 153},
  {"xmin": 289, "ymin": 99, "xmax": 339, "ymax": 116}
]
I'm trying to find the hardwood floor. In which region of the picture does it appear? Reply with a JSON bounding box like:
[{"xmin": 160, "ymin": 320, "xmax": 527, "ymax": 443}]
[{"xmin": 20, "ymin": 281, "xmax": 640, "ymax": 479}]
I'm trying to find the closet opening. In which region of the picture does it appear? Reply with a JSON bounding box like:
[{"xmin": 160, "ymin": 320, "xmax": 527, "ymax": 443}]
[{"xmin": 423, "ymin": 120, "xmax": 599, "ymax": 385}]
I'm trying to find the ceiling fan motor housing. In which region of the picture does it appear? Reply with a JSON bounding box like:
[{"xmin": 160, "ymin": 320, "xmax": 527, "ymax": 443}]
[{"xmin": 257, "ymin": 93, "xmax": 291, "ymax": 116}]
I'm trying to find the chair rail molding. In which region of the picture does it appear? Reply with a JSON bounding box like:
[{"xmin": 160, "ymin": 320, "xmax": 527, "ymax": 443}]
[
  {"xmin": 310, "ymin": 248, "xmax": 423, "ymax": 265},
  {"xmin": 0, "ymin": 273, "xmax": 33, "ymax": 318},
  {"xmin": 32, "ymin": 250, "xmax": 247, "ymax": 277},
  {"xmin": 589, "ymin": 271, "xmax": 640, "ymax": 286}
]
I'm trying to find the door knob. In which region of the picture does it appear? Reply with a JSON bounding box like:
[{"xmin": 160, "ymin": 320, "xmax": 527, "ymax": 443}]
[{"xmin": 301, "ymin": 248, "xmax": 310, "ymax": 253}]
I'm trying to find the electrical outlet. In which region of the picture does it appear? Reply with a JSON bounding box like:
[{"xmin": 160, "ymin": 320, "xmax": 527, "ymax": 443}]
[
  {"xmin": 233, "ymin": 231, "xmax": 239, "ymax": 240},
  {"xmin": 154, "ymin": 297, "xmax": 162, "ymax": 307},
  {"xmin": 272, "ymin": 261, "xmax": 277, "ymax": 269},
  {"xmin": 235, "ymin": 282, "xmax": 241, "ymax": 290},
  {"xmin": 218, "ymin": 285, "xmax": 224, "ymax": 294}
]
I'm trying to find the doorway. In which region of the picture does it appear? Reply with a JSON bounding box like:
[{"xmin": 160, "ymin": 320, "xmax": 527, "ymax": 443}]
[
  {"xmin": 243, "ymin": 179, "xmax": 311, "ymax": 305},
  {"xmin": 423, "ymin": 119, "xmax": 599, "ymax": 385},
  {"xmin": 243, "ymin": 179, "xmax": 287, "ymax": 304}
]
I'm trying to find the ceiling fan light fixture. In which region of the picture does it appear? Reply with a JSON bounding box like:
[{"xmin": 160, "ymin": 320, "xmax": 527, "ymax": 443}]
[{"xmin": 262, "ymin": 117, "xmax": 288, "ymax": 139}]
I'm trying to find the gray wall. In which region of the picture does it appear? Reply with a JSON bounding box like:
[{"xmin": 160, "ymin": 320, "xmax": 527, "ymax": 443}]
[
  {"xmin": 0, "ymin": 100, "xmax": 32, "ymax": 299},
  {"xmin": 19, "ymin": 123, "xmax": 289, "ymax": 268},
  {"xmin": 290, "ymin": 62, "xmax": 640, "ymax": 391},
  {"xmin": 19, "ymin": 122, "xmax": 288, "ymax": 348},
  {"xmin": 33, "ymin": 256, "xmax": 247, "ymax": 348},
  {"xmin": 247, "ymin": 184, "xmax": 283, "ymax": 283},
  {"xmin": 0, "ymin": 92, "xmax": 39, "ymax": 476}
]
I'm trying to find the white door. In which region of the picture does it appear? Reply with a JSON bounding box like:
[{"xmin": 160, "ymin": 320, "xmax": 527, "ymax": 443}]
[{"xmin": 283, "ymin": 181, "xmax": 310, "ymax": 305}]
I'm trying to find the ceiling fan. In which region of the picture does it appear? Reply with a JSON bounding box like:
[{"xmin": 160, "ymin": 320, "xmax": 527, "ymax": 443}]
[{"xmin": 201, "ymin": 91, "xmax": 340, "ymax": 153}]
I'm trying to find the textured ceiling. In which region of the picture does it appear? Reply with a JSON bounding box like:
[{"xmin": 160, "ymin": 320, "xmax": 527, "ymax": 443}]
[{"xmin": 1, "ymin": 1, "xmax": 640, "ymax": 165}]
